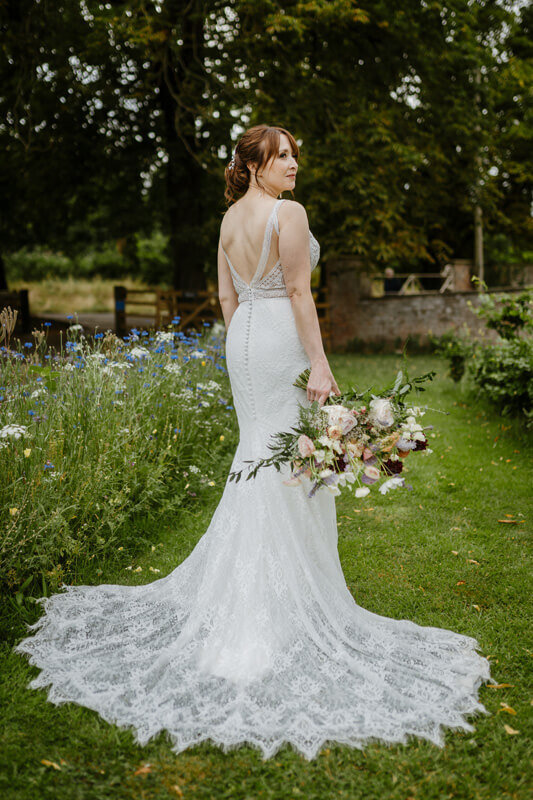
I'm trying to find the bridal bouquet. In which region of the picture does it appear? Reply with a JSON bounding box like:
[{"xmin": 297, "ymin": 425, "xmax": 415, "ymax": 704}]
[{"xmin": 229, "ymin": 364, "xmax": 439, "ymax": 499}]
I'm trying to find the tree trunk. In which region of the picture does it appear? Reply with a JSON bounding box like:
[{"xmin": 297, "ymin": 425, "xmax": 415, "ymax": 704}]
[
  {"xmin": 0, "ymin": 253, "xmax": 8, "ymax": 292},
  {"xmin": 158, "ymin": 0, "xmax": 207, "ymax": 293}
]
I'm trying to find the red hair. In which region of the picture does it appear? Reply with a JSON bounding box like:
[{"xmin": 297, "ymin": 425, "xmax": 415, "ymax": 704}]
[{"xmin": 224, "ymin": 124, "xmax": 299, "ymax": 205}]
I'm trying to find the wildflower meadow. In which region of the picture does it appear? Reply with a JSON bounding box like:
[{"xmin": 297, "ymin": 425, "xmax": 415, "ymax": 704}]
[{"xmin": 0, "ymin": 318, "xmax": 238, "ymax": 614}]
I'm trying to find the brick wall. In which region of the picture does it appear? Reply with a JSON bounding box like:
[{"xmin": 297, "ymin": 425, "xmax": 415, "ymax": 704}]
[{"xmin": 326, "ymin": 257, "xmax": 529, "ymax": 353}]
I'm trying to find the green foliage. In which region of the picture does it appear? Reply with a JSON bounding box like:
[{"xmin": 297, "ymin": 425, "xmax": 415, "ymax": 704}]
[
  {"xmin": 134, "ymin": 230, "xmax": 171, "ymax": 285},
  {"xmin": 469, "ymin": 336, "xmax": 533, "ymax": 425},
  {"xmin": 429, "ymin": 328, "xmax": 476, "ymax": 383},
  {"xmin": 471, "ymin": 283, "xmax": 533, "ymax": 341},
  {"xmin": 77, "ymin": 245, "xmax": 131, "ymax": 281},
  {"xmin": 5, "ymin": 232, "xmax": 171, "ymax": 284},
  {"xmin": 431, "ymin": 285, "xmax": 533, "ymax": 424},
  {"xmin": 5, "ymin": 248, "xmax": 74, "ymax": 282},
  {"xmin": 1, "ymin": 0, "xmax": 532, "ymax": 290}
]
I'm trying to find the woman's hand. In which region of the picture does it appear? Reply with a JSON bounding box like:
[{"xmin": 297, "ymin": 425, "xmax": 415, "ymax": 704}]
[{"xmin": 306, "ymin": 357, "xmax": 341, "ymax": 406}]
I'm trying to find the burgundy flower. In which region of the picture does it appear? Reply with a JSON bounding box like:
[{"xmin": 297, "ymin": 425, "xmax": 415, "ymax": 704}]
[{"xmin": 381, "ymin": 458, "xmax": 403, "ymax": 475}]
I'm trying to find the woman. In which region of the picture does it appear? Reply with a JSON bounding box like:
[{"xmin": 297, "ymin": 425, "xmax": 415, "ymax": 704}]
[{"xmin": 15, "ymin": 124, "xmax": 494, "ymax": 760}]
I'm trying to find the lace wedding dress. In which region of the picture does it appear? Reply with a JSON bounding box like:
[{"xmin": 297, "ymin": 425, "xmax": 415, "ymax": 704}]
[{"xmin": 14, "ymin": 198, "xmax": 494, "ymax": 760}]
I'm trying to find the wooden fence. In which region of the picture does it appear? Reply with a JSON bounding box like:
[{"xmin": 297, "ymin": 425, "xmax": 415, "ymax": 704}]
[
  {"xmin": 371, "ymin": 264, "xmax": 458, "ymax": 296},
  {"xmin": 114, "ymin": 285, "xmax": 332, "ymax": 351}
]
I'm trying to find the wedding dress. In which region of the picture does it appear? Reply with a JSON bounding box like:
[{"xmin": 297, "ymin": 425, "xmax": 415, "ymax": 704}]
[{"xmin": 14, "ymin": 198, "xmax": 494, "ymax": 760}]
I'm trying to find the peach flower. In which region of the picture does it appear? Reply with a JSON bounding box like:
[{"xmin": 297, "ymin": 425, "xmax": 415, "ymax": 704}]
[{"xmin": 297, "ymin": 434, "xmax": 316, "ymax": 458}]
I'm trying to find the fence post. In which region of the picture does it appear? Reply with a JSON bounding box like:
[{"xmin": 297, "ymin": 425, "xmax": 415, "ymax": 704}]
[
  {"xmin": 114, "ymin": 285, "xmax": 126, "ymax": 338},
  {"xmin": 19, "ymin": 289, "xmax": 30, "ymax": 332}
]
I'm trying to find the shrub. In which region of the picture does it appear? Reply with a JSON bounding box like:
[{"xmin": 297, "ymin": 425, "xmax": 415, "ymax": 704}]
[
  {"xmin": 135, "ymin": 230, "xmax": 171, "ymax": 285},
  {"xmin": 5, "ymin": 248, "xmax": 74, "ymax": 282},
  {"xmin": 77, "ymin": 245, "xmax": 130, "ymax": 279},
  {"xmin": 468, "ymin": 336, "xmax": 533, "ymax": 422},
  {"xmin": 429, "ymin": 327, "xmax": 475, "ymax": 382},
  {"xmin": 432, "ymin": 283, "xmax": 533, "ymax": 426}
]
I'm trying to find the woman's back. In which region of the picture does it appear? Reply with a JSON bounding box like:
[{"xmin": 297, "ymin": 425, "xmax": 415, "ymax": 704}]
[{"xmin": 220, "ymin": 196, "xmax": 287, "ymax": 286}]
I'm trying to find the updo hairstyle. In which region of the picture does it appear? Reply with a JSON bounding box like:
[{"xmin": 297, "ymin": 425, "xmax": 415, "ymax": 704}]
[{"xmin": 224, "ymin": 124, "xmax": 299, "ymax": 205}]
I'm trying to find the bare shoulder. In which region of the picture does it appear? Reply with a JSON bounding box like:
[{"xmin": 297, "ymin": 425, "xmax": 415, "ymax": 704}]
[
  {"xmin": 219, "ymin": 204, "xmax": 236, "ymax": 238},
  {"xmin": 279, "ymin": 199, "xmax": 309, "ymax": 226}
]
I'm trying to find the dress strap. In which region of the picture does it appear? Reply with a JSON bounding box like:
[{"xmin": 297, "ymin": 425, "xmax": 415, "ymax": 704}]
[
  {"xmin": 273, "ymin": 198, "xmax": 286, "ymax": 236},
  {"xmin": 250, "ymin": 198, "xmax": 285, "ymax": 287}
]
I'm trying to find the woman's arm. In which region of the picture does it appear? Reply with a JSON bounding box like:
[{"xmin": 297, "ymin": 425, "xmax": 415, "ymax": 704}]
[
  {"xmin": 217, "ymin": 236, "xmax": 239, "ymax": 330},
  {"xmin": 278, "ymin": 201, "xmax": 340, "ymax": 406}
]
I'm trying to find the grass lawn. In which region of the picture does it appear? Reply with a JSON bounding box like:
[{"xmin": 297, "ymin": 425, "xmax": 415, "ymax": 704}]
[{"xmin": 1, "ymin": 353, "xmax": 531, "ymax": 800}]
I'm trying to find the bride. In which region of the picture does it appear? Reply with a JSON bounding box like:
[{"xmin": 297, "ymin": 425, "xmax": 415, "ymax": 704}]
[{"xmin": 14, "ymin": 124, "xmax": 494, "ymax": 760}]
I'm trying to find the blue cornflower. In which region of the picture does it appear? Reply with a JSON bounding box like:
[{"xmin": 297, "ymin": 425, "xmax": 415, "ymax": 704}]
[
  {"xmin": 24, "ymin": 342, "xmax": 32, "ymax": 348},
  {"xmin": 44, "ymin": 321, "xmax": 52, "ymax": 327},
  {"xmin": 95, "ymin": 333, "xmax": 104, "ymax": 339},
  {"xmin": 66, "ymin": 315, "xmax": 74, "ymax": 320}
]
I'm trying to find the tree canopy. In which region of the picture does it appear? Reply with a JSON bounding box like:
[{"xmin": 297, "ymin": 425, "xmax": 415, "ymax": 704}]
[{"xmin": 0, "ymin": 0, "xmax": 531, "ymax": 290}]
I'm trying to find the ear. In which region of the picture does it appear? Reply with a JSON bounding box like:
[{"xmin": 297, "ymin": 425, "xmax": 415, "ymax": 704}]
[{"xmin": 246, "ymin": 161, "xmax": 257, "ymax": 174}]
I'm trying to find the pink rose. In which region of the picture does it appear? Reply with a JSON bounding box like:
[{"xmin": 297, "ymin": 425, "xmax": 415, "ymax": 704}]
[
  {"xmin": 327, "ymin": 424, "xmax": 343, "ymax": 440},
  {"xmin": 297, "ymin": 434, "xmax": 316, "ymax": 458}
]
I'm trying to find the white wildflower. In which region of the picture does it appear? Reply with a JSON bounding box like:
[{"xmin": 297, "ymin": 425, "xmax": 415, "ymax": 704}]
[
  {"xmin": 0, "ymin": 424, "xmax": 29, "ymax": 440},
  {"xmin": 164, "ymin": 363, "xmax": 182, "ymax": 375},
  {"xmin": 129, "ymin": 346, "xmax": 150, "ymax": 359}
]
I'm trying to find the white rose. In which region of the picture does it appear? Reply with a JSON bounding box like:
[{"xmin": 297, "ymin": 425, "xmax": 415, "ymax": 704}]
[{"xmin": 368, "ymin": 397, "xmax": 395, "ymax": 428}]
